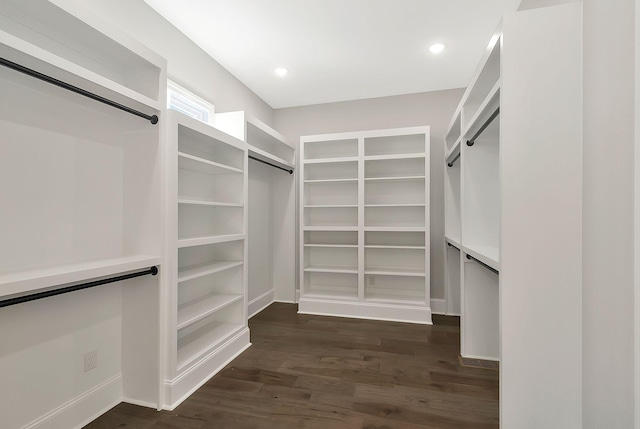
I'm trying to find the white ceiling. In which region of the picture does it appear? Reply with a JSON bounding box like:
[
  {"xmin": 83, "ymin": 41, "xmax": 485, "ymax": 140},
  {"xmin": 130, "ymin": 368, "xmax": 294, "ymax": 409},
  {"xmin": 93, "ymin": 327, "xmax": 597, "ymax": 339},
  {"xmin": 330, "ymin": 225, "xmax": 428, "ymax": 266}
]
[{"xmin": 144, "ymin": 0, "xmax": 521, "ymax": 109}]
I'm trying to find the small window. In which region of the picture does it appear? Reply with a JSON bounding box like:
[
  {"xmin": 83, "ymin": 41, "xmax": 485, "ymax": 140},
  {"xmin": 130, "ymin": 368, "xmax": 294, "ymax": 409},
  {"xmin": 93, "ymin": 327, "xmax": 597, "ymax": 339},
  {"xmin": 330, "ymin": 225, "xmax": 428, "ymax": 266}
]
[{"xmin": 167, "ymin": 80, "xmax": 215, "ymax": 124}]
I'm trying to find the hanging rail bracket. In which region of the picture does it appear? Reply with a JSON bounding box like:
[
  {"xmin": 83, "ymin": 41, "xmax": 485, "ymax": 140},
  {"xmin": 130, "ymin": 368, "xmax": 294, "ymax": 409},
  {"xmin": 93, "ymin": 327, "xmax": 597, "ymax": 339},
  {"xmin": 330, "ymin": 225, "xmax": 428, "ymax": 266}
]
[{"xmin": 0, "ymin": 57, "xmax": 158, "ymax": 125}]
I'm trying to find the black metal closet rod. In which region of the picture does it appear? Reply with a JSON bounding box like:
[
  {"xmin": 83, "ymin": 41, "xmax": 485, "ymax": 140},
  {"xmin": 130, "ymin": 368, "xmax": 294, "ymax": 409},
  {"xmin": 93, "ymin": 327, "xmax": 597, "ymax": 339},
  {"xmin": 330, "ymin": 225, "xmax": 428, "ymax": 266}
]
[
  {"xmin": 447, "ymin": 242, "xmax": 460, "ymax": 251},
  {"xmin": 0, "ymin": 266, "xmax": 158, "ymax": 309},
  {"xmin": 0, "ymin": 57, "xmax": 158, "ymax": 125},
  {"xmin": 447, "ymin": 152, "xmax": 461, "ymax": 167},
  {"xmin": 466, "ymin": 107, "xmax": 500, "ymax": 147},
  {"xmin": 466, "ymin": 254, "xmax": 499, "ymax": 275},
  {"xmin": 249, "ymin": 155, "xmax": 294, "ymax": 174}
]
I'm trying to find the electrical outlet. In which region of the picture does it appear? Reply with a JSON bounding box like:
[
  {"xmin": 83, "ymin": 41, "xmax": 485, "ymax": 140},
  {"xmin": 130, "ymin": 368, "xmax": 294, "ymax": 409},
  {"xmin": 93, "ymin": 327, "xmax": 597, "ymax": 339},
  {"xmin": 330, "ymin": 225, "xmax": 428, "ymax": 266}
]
[{"xmin": 84, "ymin": 350, "xmax": 98, "ymax": 372}]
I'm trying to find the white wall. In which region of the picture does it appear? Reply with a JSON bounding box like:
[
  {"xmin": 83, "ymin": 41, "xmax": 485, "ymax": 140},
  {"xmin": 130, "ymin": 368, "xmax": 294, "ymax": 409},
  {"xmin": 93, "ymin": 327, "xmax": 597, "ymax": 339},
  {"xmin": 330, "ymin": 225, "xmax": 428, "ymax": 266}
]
[
  {"xmin": 248, "ymin": 160, "xmax": 274, "ymax": 314},
  {"xmin": 583, "ymin": 0, "xmax": 636, "ymax": 426},
  {"xmin": 53, "ymin": 0, "xmax": 275, "ymax": 126},
  {"xmin": 0, "ymin": 287, "xmax": 123, "ymax": 429},
  {"xmin": 274, "ymin": 89, "xmax": 463, "ymax": 303}
]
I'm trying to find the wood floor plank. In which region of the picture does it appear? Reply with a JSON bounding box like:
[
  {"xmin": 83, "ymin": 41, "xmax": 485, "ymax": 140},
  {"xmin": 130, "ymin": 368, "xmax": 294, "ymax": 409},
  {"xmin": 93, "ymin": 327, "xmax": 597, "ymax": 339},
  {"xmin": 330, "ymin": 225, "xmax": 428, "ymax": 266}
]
[{"xmin": 84, "ymin": 303, "xmax": 499, "ymax": 428}]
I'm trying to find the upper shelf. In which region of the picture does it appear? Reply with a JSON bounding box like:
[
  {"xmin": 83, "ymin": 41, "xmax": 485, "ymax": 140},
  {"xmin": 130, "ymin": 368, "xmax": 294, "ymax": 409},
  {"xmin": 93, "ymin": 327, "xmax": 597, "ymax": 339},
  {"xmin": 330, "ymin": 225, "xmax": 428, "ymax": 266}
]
[
  {"xmin": 211, "ymin": 111, "xmax": 295, "ymax": 168},
  {"xmin": 0, "ymin": 0, "xmax": 165, "ymax": 111}
]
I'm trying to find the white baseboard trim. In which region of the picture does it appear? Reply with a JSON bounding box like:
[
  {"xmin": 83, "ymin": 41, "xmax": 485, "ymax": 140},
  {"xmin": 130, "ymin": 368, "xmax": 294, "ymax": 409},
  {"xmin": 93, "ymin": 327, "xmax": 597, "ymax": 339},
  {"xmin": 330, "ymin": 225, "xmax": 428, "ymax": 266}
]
[
  {"xmin": 121, "ymin": 397, "xmax": 157, "ymax": 409},
  {"xmin": 430, "ymin": 298, "xmax": 446, "ymax": 315},
  {"xmin": 248, "ymin": 289, "xmax": 274, "ymax": 318},
  {"xmin": 23, "ymin": 374, "xmax": 122, "ymax": 429},
  {"xmin": 163, "ymin": 328, "xmax": 251, "ymax": 410}
]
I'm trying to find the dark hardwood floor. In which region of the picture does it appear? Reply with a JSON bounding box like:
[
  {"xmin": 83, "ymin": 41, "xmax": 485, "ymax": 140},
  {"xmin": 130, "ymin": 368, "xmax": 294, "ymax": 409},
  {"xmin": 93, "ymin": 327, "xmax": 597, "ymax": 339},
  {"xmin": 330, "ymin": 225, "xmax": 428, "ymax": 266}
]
[{"xmin": 85, "ymin": 303, "xmax": 498, "ymax": 428}]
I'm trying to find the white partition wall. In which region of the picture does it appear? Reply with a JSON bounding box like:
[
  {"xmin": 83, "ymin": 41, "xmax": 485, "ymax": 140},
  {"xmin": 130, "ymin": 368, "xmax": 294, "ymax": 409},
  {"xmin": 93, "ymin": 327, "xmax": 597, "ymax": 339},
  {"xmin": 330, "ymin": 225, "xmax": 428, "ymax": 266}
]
[
  {"xmin": 443, "ymin": 3, "xmax": 583, "ymax": 426},
  {"xmin": 299, "ymin": 127, "xmax": 431, "ymax": 324},
  {"xmin": 0, "ymin": 0, "xmax": 166, "ymax": 427}
]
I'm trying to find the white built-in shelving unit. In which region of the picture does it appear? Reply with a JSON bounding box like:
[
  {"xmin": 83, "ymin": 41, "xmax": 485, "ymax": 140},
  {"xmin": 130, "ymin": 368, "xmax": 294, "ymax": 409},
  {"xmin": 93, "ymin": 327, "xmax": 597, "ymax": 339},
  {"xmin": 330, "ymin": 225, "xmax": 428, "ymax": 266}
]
[
  {"xmin": 163, "ymin": 110, "xmax": 250, "ymax": 410},
  {"xmin": 212, "ymin": 111, "xmax": 296, "ymax": 316},
  {"xmin": 299, "ymin": 127, "xmax": 431, "ymax": 324},
  {"xmin": 444, "ymin": 4, "xmax": 582, "ymax": 426},
  {"xmin": 0, "ymin": 0, "xmax": 166, "ymax": 427}
]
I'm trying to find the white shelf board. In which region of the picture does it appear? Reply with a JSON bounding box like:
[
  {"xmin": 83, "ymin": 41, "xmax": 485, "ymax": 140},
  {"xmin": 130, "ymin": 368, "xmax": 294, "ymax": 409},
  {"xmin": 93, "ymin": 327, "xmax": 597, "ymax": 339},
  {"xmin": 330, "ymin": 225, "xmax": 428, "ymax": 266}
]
[
  {"xmin": 178, "ymin": 152, "xmax": 243, "ymax": 175},
  {"xmin": 364, "ymin": 267, "xmax": 426, "ymax": 277},
  {"xmin": 365, "ymin": 245, "xmax": 426, "ymax": 250},
  {"xmin": 305, "ymin": 204, "xmax": 358, "ymax": 208},
  {"xmin": 177, "ymin": 321, "xmax": 244, "ymax": 370},
  {"xmin": 462, "ymin": 80, "xmax": 501, "ymax": 137},
  {"xmin": 364, "ymin": 204, "xmax": 426, "ymax": 208},
  {"xmin": 364, "ymin": 176, "xmax": 425, "ymax": 182},
  {"xmin": 177, "ymin": 293, "xmax": 243, "ymax": 330},
  {"xmin": 177, "ymin": 233, "xmax": 245, "ymax": 249},
  {"xmin": 248, "ymin": 146, "xmax": 294, "ymax": 169},
  {"xmin": 0, "ymin": 29, "xmax": 163, "ymax": 113},
  {"xmin": 303, "ymin": 156, "xmax": 358, "ymax": 164},
  {"xmin": 178, "ymin": 199, "xmax": 243, "ymax": 208},
  {"xmin": 301, "ymin": 292, "xmax": 359, "ymax": 301},
  {"xmin": 304, "ymin": 178, "xmax": 358, "ymax": 184},
  {"xmin": 364, "ymin": 227, "xmax": 426, "ymax": 232},
  {"xmin": 365, "ymin": 290, "xmax": 425, "ymax": 305},
  {"xmin": 364, "ymin": 153, "xmax": 426, "ymax": 161},
  {"xmin": 178, "ymin": 260, "xmax": 244, "ymax": 283},
  {"xmin": 0, "ymin": 254, "xmax": 161, "ymax": 300},
  {"xmin": 304, "ymin": 226, "xmax": 359, "ymax": 232},
  {"xmin": 462, "ymin": 244, "xmax": 500, "ymax": 271},
  {"xmin": 304, "ymin": 265, "xmax": 358, "ymax": 274},
  {"xmin": 445, "ymin": 236, "xmax": 462, "ymax": 249},
  {"xmin": 304, "ymin": 244, "xmax": 358, "ymax": 248}
]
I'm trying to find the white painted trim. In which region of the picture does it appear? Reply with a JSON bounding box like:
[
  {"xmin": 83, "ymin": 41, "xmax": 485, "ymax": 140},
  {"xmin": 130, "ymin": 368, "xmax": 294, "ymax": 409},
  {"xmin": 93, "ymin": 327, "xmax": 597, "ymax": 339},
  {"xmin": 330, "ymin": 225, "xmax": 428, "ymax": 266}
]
[
  {"xmin": 635, "ymin": 0, "xmax": 640, "ymax": 426},
  {"xmin": 430, "ymin": 298, "xmax": 447, "ymax": 315},
  {"xmin": 248, "ymin": 289, "xmax": 274, "ymax": 318},
  {"xmin": 23, "ymin": 374, "xmax": 122, "ymax": 429},
  {"xmin": 162, "ymin": 328, "xmax": 251, "ymax": 410},
  {"xmin": 121, "ymin": 398, "xmax": 158, "ymax": 409},
  {"xmin": 461, "ymin": 353, "xmax": 500, "ymax": 362}
]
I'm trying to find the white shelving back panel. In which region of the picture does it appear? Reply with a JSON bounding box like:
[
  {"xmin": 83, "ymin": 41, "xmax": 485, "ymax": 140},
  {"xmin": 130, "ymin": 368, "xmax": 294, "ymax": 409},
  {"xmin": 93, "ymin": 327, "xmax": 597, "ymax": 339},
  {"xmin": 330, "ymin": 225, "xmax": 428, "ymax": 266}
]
[
  {"xmin": 0, "ymin": 52, "xmax": 161, "ymax": 277},
  {"xmin": 304, "ymin": 161, "xmax": 358, "ymax": 181},
  {"xmin": 304, "ymin": 138, "xmax": 358, "ymax": 160},
  {"xmin": 445, "ymin": 161, "xmax": 461, "ymax": 243},
  {"xmin": 462, "ymin": 115, "xmax": 500, "ymax": 256},
  {"xmin": 363, "ymin": 133, "xmax": 425, "ymax": 156}
]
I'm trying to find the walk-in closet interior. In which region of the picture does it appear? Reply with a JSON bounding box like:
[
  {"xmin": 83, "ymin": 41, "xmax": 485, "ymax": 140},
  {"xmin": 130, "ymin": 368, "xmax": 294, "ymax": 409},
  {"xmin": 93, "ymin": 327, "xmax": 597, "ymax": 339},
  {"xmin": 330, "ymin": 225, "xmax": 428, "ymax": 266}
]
[{"xmin": 0, "ymin": 0, "xmax": 637, "ymax": 428}]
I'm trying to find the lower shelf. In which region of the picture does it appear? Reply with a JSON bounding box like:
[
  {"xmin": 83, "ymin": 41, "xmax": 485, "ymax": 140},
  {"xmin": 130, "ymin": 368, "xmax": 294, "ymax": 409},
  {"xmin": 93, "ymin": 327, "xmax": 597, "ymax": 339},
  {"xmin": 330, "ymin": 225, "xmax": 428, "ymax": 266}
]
[
  {"xmin": 177, "ymin": 321, "xmax": 244, "ymax": 370},
  {"xmin": 299, "ymin": 297, "xmax": 432, "ymax": 325},
  {"xmin": 177, "ymin": 293, "xmax": 243, "ymax": 330}
]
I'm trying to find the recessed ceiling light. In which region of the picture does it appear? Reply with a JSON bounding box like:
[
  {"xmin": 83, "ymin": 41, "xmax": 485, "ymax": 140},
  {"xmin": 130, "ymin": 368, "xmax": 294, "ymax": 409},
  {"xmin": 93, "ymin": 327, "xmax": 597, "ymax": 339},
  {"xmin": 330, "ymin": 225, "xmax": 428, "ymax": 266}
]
[
  {"xmin": 275, "ymin": 67, "xmax": 288, "ymax": 77},
  {"xmin": 429, "ymin": 43, "xmax": 445, "ymax": 54}
]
